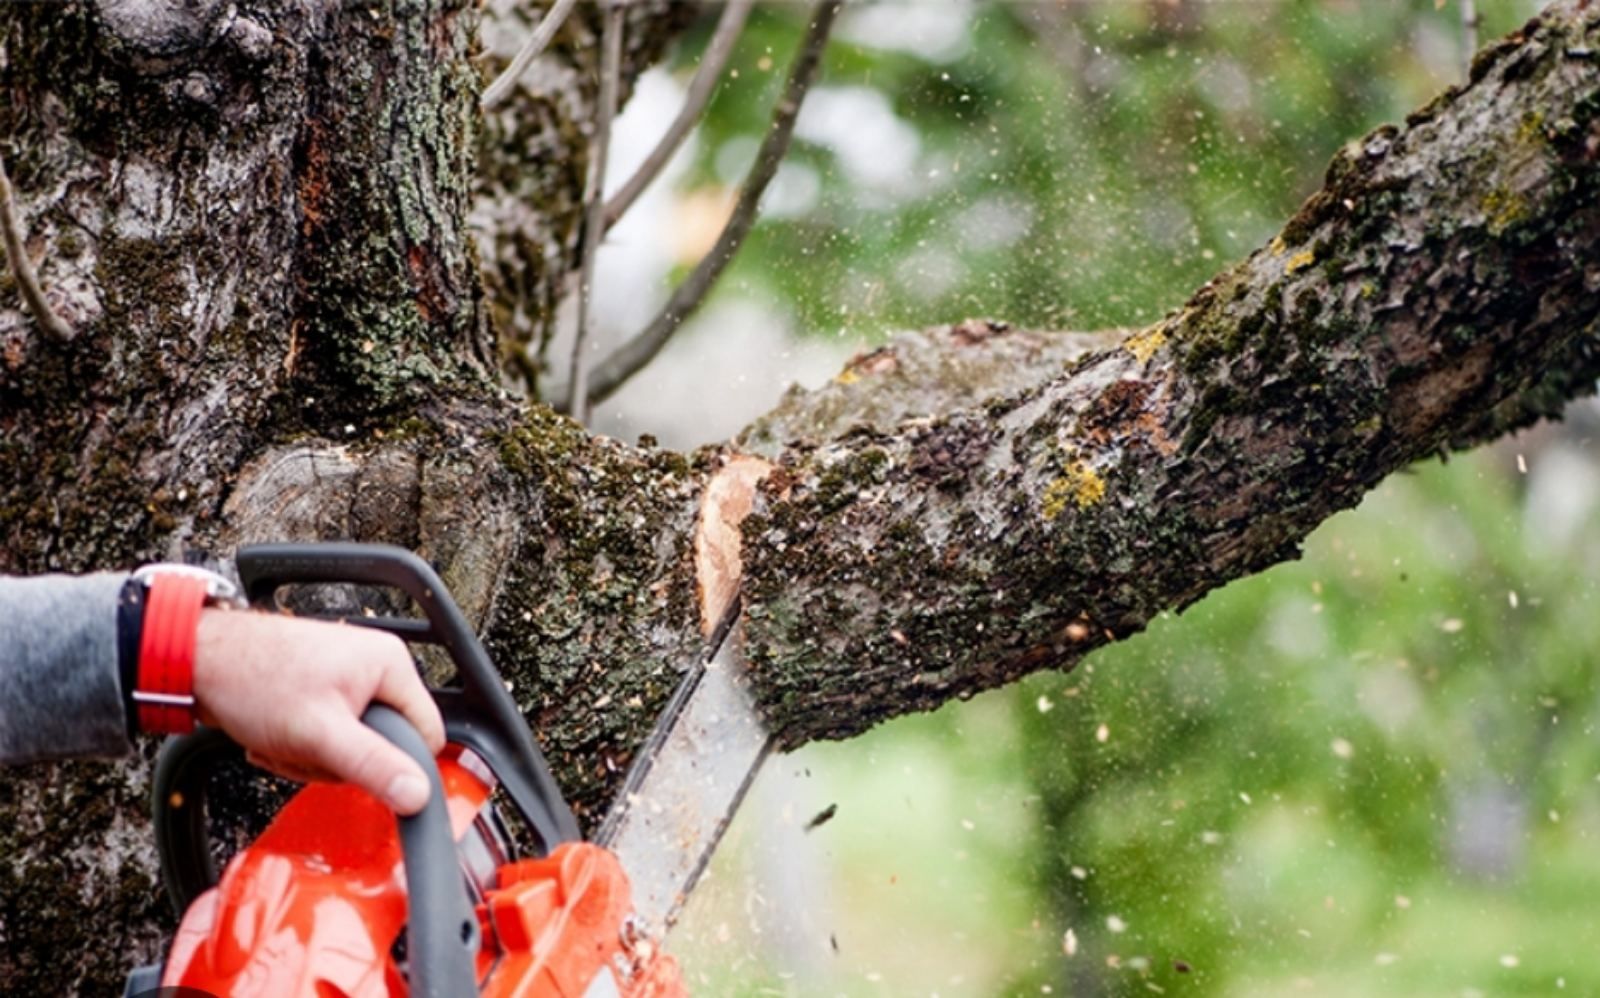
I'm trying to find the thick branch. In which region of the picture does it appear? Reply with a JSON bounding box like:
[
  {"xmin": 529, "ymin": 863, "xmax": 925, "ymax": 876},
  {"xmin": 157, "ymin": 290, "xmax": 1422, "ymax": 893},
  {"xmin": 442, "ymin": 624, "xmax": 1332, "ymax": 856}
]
[
  {"xmin": 737, "ymin": 3, "xmax": 1600, "ymax": 747},
  {"xmin": 739, "ymin": 319, "xmax": 1129, "ymax": 455}
]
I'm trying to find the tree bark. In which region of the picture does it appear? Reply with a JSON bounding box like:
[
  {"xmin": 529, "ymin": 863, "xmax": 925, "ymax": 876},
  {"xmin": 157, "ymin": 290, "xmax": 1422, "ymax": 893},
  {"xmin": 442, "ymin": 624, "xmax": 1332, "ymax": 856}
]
[{"xmin": 0, "ymin": 1, "xmax": 1596, "ymax": 992}]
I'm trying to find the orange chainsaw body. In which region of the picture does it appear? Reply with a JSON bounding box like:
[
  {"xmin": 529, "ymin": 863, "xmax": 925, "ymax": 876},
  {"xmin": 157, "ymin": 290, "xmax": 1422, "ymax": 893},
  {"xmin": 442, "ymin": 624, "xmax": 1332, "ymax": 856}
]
[{"xmin": 162, "ymin": 747, "xmax": 682, "ymax": 997}]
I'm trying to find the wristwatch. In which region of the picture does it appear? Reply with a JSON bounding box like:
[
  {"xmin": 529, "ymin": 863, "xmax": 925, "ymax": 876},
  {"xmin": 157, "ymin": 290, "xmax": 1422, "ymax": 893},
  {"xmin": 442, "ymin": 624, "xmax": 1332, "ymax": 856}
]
[{"xmin": 123, "ymin": 565, "xmax": 244, "ymax": 736}]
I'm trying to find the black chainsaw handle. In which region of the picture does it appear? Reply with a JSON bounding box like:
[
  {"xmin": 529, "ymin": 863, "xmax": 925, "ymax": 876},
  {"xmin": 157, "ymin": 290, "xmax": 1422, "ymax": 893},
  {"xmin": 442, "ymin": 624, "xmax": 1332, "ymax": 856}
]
[
  {"xmin": 152, "ymin": 706, "xmax": 479, "ymax": 998},
  {"xmin": 366, "ymin": 705, "xmax": 480, "ymax": 998},
  {"xmin": 236, "ymin": 542, "xmax": 474, "ymax": 663},
  {"xmin": 235, "ymin": 542, "xmax": 580, "ymax": 850}
]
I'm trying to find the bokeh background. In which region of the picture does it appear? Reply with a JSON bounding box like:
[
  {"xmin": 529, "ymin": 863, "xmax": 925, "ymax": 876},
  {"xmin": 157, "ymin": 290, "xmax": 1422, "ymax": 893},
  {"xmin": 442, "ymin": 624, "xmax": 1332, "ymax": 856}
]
[{"xmin": 556, "ymin": 2, "xmax": 1596, "ymax": 993}]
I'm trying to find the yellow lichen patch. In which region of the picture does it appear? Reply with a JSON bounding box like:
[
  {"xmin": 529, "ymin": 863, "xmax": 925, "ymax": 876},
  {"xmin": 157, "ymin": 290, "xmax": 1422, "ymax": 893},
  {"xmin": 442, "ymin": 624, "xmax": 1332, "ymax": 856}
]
[
  {"xmin": 1268, "ymin": 235, "xmax": 1287, "ymax": 256},
  {"xmin": 1483, "ymin": 186, "xmax": 1527, "ymax": 235},
  {"xmin": 1516, "ymin": 110, "xmax": 1546, "ymax": 145},
  {"xmin": 1285, "ymin": 248, "xmax": 1316, "ymax": 275},
  {"xmin": 1123, "ymin": 327, "xmax": 1168, "ymax": 365},
  {"xmin": 1041, "ymin": 462, "xmax": 1107, "ymax": 520},
  {"xmin": 1041, "ymin": 479, "xmax": 1073, "ymax": 520},
  {"xmin": 833, "ymin": 367, "xmax": 861, "ymax": 386}
]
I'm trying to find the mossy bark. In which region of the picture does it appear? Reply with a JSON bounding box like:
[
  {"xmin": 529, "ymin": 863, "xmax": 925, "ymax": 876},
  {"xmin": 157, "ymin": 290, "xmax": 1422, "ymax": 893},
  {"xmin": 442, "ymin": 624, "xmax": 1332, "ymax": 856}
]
[
  {"xmin": 0, "ymin": 1, "xmax": 689, "ymax": 989},
  {"xmin": 0, "ymin": 2, "xmax": 1597, "ymax": 993}
]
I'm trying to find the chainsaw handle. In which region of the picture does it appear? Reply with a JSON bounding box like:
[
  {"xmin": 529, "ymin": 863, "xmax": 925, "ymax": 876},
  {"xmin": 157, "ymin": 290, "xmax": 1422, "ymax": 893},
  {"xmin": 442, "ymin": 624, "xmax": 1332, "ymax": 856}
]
[
  {"xmin": 235, "ymin": 542, "xmax": 580, "ymax": 849},
  {"xmin": 152, "ymin": 706, "xmax": 480, "ymax": 998},
  {"xmin": 235, "ymin": 543, "xmax": 463, "ymax": 645},
  {"xmin": 150, "ymin": 723, "xmax": 235, "ymax": 911},
  {"xmin": 365, "ymin": 704, "xmax": 481, "ymax": 998}
]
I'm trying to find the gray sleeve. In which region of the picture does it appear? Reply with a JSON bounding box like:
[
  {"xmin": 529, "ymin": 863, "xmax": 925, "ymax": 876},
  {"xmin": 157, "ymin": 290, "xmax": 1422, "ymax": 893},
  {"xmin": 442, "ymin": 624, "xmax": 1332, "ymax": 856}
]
[{"xmin": 0, "ymin": 572, "xmax": 133, "ymax": 765}]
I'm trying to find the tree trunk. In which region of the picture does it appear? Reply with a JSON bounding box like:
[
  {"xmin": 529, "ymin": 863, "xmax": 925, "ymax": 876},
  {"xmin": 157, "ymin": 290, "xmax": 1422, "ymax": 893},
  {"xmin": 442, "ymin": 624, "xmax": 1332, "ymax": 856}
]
[{"xmin": 1, "ymin": 1, "xmax": 1597, "ymax": 992}]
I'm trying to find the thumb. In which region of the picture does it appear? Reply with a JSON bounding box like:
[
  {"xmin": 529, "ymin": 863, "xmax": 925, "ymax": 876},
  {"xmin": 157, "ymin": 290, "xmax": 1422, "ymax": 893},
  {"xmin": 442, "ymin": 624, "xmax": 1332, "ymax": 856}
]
[{"xmin": 310, "ymin": 715, "xmax": 434, "ymax": 815}]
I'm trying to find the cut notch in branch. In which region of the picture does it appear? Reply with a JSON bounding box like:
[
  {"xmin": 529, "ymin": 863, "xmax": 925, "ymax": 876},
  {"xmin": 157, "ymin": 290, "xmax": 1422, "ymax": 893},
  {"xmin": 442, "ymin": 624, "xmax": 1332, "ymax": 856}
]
[
  {"xmin": 567, "ymin": 0, "xmax": 627, "ymax": 424},
  {"xmin": 566, "ymin": 0, "xmax": 840, "ymax": 412},
  {"xmin": 480, "ymin": 0, "xmax": 581, "ymax": 110},
  {"xmin": 0, "ymin": 148, "xmax": 73, "ymax": 344},
  {"xmin": 694, "ymin": 453, "xmax": 773, "ymax": 638},
  {"xmin": 602, "ymin": 0, "xmax": 754, "ymax": 232}
]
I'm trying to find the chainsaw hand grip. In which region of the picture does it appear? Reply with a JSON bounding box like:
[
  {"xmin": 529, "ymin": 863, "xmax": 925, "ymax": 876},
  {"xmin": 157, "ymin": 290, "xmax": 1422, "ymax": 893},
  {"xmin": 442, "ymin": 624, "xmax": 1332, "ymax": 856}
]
[
  {"xmin": 364, "ymin": 704, "xmax": 480, "ymax": 998},
  {"xmin": 152, "ymin": 706, "xmax": 480, "ymax": 998}
]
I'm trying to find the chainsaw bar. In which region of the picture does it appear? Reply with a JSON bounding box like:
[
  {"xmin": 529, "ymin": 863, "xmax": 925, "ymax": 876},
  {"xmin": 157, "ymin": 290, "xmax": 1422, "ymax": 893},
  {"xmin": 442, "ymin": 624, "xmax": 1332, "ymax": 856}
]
[{"xmin": 595, "ymin": 605, "xmax": 770, "ymax": 937}]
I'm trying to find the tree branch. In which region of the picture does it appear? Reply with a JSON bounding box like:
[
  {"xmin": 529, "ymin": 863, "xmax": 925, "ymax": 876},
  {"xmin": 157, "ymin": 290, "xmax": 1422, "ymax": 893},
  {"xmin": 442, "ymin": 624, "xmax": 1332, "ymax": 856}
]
[
  {"xmin": 602, "ymin": 0, "xmax": 753, "ymax": 231},
  {"xmin": 480, "ymin": 0, "xmax": 580, "ymax": 110},
  {"xmin": 473, "ymin": 3, "xmax": 694, "ymax": 392},
  {"xmin": 0, "ymin": 146, "xmax": 73, "ymax": 344},
  {"xmin": 739, "ymin": 320, "xmax": 1130, "ymax": 456},
  {"xmin": 567, "ymin": 0, "xmax": 626, "ymax": 423},
  {"xmin": 1461, "ymin": 0, "xmax": 1481, "ymax": 82},
  {"xmin": 737, "ymin": 3, "xmax": 1600, "ymax": 748},
  {"xmin": 564, "ymin": 0, "xmax": 839, "ymax": 411}
]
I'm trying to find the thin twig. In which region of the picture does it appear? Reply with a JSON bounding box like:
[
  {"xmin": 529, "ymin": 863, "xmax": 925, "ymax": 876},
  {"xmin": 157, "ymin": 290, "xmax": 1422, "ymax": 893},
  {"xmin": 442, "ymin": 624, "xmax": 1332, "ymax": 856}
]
[
  {"xmin": 1461, "ymin": 0, "xmax": 1480, "ymax": 82},
  {"xmin": 0, "ymin": 147, "xmax": 73, "ymax": 344},
  {"xmin": 511, "ymin": 345, "xmax": 542, "ymax": 393},
  {"xmin": 603, "ymin": 0, "xmax": 754, "ymax": 232},
  {"xmin": 481, "ymin": 0, "xmax": 580, "ymax": 110},
  {"xmin": 567, "ymin": 0, "xmax": 626, "ymax": 423},
  {"xmin": 575, "ymin": 0, "xmax": 839, "ymax": 410}
]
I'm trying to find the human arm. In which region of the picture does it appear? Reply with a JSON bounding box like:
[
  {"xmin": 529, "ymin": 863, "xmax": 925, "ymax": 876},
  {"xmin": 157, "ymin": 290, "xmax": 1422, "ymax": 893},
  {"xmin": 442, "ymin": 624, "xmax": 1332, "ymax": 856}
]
[
  {"xmin": 0, "ymin": 572, "xmax": 130, "ymax": 765},
  {"xmin": 0, "ymin": 572, "xmax": 445, "ymax": 814}
]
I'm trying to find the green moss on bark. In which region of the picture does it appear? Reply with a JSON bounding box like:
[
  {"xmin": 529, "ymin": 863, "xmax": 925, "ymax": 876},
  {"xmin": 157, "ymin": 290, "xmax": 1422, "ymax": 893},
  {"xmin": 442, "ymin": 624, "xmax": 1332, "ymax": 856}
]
[{"xmin": 484, "ymin": 407, "xmax": 709, "ymax": 823}]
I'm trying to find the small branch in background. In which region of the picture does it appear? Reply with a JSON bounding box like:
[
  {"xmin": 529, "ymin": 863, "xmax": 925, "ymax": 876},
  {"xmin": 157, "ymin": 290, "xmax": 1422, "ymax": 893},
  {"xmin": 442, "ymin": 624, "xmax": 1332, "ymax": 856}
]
[
  {"xmin": 566, "ymin": 0, "xmax": 626, "ymax": 424},
  {"xmin": 510, "ymin": 346, "xmax": 542, "ymax": 394},
  {"xmin": 1461, "ymin": 0, "xmax": 1480, "ymax": 81},
  {"xmin": 0, "ymin": 148, "xmax": 73, "ymax": 344},
  {"xmin": 575, "ymin": 0, "xmax": 840, "ymax": 411},
  {"xmin": 480, "ymin": 0, "xmax": 580, "ymax": 110},
  {"xmin": 603, "ymin": 0, "xmax": 754, "ymax": 232}
]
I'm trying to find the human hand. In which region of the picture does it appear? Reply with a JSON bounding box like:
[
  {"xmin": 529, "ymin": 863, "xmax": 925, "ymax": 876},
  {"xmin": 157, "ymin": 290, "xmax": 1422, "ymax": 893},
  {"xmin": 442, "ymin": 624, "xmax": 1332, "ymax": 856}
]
[{"xmin": 190, "ymin": 609, "xmax": 446, "ymax": 814}]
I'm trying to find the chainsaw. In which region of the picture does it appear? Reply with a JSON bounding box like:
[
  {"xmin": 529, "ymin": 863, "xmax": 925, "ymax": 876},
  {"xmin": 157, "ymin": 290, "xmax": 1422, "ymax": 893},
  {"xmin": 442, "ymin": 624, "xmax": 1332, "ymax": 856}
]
[{"xmin": 124, "ymin": 542, "xmax": 770, "ymax": 997}]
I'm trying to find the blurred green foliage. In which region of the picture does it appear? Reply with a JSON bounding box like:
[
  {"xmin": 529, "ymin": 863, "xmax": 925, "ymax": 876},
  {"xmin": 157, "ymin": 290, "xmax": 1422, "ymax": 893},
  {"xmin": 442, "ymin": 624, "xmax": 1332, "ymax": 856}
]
[
  {"xmin": 678, "ymin": 0, "xmax": 1541, "ymax": 334},
  {"xmin": 1003, "ymin": 440, "xmax": 1600, "ymax": 996},
  {"xmin": 660, "ymin": 2, "xmax": 1595, "ymax": 994}
]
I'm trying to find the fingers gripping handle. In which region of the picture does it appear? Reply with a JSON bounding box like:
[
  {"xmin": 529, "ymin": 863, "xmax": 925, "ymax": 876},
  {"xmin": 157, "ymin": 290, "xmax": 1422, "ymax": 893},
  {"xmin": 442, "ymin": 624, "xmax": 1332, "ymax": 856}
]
[{"xmin": 234, "ymin": 542, "xmax": 581, "ymax": 849}]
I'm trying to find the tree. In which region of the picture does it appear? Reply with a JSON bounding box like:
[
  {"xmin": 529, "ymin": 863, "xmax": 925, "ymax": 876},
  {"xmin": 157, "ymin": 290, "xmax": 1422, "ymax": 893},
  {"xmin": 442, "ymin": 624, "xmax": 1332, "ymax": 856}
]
[{"xmin": 1, "ymin": 0, "xmax": 1596, "ymax": 991}]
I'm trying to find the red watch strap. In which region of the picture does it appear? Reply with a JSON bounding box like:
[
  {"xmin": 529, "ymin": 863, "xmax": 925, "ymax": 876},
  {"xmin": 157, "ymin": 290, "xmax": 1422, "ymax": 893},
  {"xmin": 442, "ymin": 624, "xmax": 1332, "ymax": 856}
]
[{"xmin": 135, "ymin": 572, "xmax": 209, "ymax": 735}]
